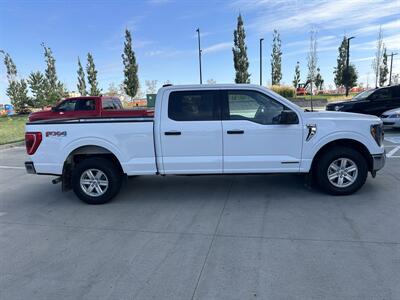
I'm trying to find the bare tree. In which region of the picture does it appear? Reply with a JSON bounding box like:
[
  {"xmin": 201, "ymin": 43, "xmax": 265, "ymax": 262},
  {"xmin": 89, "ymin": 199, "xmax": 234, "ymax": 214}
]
[
  {"xmin": 307, "ymin": 29, "xmax": 318, "ymax": 110},
  {"xmin": 206, "ymin": 78, "xmax": 216, "ymax": 84},
  {"xmin": 372, "ymin": 26, "xmax": 383, "ymax": 88},
  {"xmin": 145, "ymin": 80, "xmax": 158, "ymax": 94}
]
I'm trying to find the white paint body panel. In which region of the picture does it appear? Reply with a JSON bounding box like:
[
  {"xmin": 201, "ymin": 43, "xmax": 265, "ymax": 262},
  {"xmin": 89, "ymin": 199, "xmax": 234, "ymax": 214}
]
[{"xmin": 26, "ymin": 84, "xmax": 385, "ymax": 177}]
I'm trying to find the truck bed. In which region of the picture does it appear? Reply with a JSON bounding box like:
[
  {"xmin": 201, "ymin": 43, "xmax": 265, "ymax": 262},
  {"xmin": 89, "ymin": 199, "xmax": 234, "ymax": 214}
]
[{"xmin": 26, "ymin": 117, "xmax": 156, "ymax": 176}]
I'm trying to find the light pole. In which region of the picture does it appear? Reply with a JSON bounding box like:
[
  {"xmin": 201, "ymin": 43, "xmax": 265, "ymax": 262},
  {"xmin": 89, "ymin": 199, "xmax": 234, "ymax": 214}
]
[
  {"xmin": 345, "ymin": 36, "xmax": 355, "ymax": 97},
  {"xmin": 389, "ymin": 52, "xmax": 398, "ymax": 86},
  {"xmin": 196, "ymin": 28, "xmax": 203, "ymax": 84},
  {"xmin": 259, "ymin": 38, "xmax": 264, "ymax": 86}
]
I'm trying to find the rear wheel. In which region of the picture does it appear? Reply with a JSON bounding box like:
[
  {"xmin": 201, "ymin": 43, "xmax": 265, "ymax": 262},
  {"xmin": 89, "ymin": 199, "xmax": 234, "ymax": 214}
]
[
  {"xmin": 315, "ymin": 146, "xmax": 368, "ymax": 195},
  {"xmin": 72, "ymin": 157, "xmax": 122, "ymax": 204}
]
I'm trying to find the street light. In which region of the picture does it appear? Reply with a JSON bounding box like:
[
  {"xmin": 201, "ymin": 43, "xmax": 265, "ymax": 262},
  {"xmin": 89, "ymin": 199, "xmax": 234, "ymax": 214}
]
[
  {"xmin": 259, "ymin": 38, "xmax": 264, "ymax": 86},
  {"xmin": 196, "ymin": 28, "xmax": 203, "ymax": 84},
  {"xmin": 345, "ymin": 36, "xmax": 355, "ymax": 97},
  {"xmin": 389, "ymin": 52, "xmax": 398, "ymax": 86}
]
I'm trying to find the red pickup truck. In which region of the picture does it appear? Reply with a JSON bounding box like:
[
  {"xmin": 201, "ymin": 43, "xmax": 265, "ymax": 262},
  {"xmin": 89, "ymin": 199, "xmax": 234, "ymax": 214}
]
[{"xmin": 28, "ymin": 96, "xmax": 154, "ymax": 122}]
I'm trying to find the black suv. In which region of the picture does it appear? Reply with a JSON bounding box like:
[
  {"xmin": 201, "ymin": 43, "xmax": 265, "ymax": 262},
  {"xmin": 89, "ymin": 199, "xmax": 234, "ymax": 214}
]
[{"xmin": 326, "ymin": 85, "xmax": 400, "ymax": 116}]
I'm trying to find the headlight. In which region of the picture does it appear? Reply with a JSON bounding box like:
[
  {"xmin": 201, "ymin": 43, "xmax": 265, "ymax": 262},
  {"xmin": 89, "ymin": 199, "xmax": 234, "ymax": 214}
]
[
  {"xmin": 370, "ymin": 123, "xmax": 384, "ymax": 146},
  {"xmin": 390, "ymin": 113, "xmax": 400, "ymax": 118},
  {"xmin": 334, "ymin": 105, "xmax": 344, "ymax": 111}
]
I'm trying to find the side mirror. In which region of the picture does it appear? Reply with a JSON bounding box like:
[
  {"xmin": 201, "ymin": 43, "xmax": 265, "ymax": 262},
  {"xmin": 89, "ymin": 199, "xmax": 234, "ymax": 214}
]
[
  {"xmin": 51, "ymin": 107, "xmax": 56, "ymax": 112},
  {"xmin": 280, "ymin": 110, "xmax": 299, "ymax": 124}
]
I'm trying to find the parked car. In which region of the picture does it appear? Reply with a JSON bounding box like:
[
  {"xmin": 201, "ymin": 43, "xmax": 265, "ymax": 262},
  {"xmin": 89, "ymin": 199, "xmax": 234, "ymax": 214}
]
[
  {"xmin": 326, "ymin": 85, "xmax": 400, "ymax": 116},
  {"xmin": 28, "ymin": 96, "xmax": 154, "ymax": 122},
  {"xmin": 25, "ymin": 84, "xmax": 385, "ymax": 204},
  {"xmin": 381, "ymin": 107, "xmax": 400, "ymax": 129}
]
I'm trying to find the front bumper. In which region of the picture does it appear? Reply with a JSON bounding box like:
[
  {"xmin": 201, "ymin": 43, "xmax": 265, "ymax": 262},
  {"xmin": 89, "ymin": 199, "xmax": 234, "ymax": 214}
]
[
  {"xmin": 371, "ymin": 152, "xmax": 386, "ymax": 172},
  {"xmin": 25, "ymin": 161, "xmax": 36, "ymax": 174}
]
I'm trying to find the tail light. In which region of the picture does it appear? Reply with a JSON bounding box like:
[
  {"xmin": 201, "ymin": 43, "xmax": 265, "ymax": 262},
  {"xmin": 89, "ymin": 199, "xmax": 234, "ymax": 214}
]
[{"xmin": 25, "ymin": 132, "xmax": 42, "ymax": 155}]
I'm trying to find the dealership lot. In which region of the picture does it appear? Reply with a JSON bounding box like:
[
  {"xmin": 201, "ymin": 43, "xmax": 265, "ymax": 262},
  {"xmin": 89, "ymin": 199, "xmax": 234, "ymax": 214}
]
[{"xmin": 1, "ymin": 132, "xmax": 400, "ymax": 299}]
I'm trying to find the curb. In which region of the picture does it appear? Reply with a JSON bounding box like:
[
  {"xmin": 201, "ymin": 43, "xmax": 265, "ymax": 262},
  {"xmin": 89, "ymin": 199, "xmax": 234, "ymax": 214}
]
[{"xmin": 0, "ymin": 141, "xmax": 25, "ymax": 151}]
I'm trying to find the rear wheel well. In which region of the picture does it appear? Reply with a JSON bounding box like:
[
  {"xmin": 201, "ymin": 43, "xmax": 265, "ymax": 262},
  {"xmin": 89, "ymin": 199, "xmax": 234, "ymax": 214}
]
[
  {"xmin": 62, "ymin": 146, "xmax": 124, "ymax": 190},
  {"xmin": 311, "ymin": 139, "xmax": 373, "ymax": 173}
]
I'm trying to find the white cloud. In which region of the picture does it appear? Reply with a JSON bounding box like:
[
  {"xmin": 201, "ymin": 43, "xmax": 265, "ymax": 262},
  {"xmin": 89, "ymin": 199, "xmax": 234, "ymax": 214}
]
[
  {"xmin": 203, "ymin": 42, "xmax": 232, "ymax": 54},
  {"xmin": 145, "ymin": 49, "xmax": 184, "ymax": 57},
  {"xmin": 234, "ymin": 0, "xmax": 400, "ymax": 33},
  {"xmin": 353, "ymin": 19, "xmax": 400, "ymax": 36},
  {"xmin": 353, "ymin": 33, "xmax": 400, "ymax": 51}
]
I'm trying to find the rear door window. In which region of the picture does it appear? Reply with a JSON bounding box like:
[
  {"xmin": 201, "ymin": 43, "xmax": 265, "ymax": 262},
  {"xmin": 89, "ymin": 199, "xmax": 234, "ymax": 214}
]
[
  {"xmin": 75, "ymin": 99, "xmax": 96, "ymax": 111},
  {"xmin": 168, "ymin": 90, "xmax": 220, "ymax": 121},
  {"xmin": 369, "ymin": 88, "xmax": 392, "ymax": 100}
]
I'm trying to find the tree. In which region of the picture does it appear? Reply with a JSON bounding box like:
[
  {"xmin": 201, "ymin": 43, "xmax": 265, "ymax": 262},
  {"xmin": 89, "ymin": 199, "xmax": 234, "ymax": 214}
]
[
  {"xmin": 307, "ymin": 29, "xmax": 318, "ymax": 96},
  {"xmin": 41, "ymin": 43, "xmax": 67, "ymax": 105},
  {"xmin": 105, "ymin": 82, "xmax": 119, "ymax": 96},
  {"xmin": 333, "ymin": 36, "xmax": 347, "ymax": 87},
  {"xmin": 271, "ymin": 29, "xmax": 282, "ymax": 85},
  {"xmin": 347, "ymin": 64, "xmax": 358, "ymax": 89},
  {"xmin": 7, "ymin": 80, "xmax": 30, "ymax": 112},
  {"xmin": 86, "ymin": 52, "xmax": 101, "ymax": 96},
  {"xmin": 292, "ymin": 61, "xmax": 300, "ymax": 88},
  {"xmin": 77, "ymin": 57, "xmax": 87, "ymax": 96},
  {"xmin": 314, "ymin": 67, "xmax": 324, "ymax": 91},
  {"xmin": 372, "ymin": 27, "xmax": 383, "ymax": 87},
  {"xmin": 0, "ymin": 50, "xmax": 17, "ymax": 81},
  {"xmin": 28, "ymin": 71, "xmax": 47, "ymax": 108},
  {"xmin": 0, "ymin": 50, "xmax": 31, "ymax": 112},
  {"xmin": 379, "ymin": 46, "xmax": 388, "ymax": 87},
  {"xmin": 232, "ymin": 14, "xmax": 250, "ymax": 83},
  {"xmin": 122, "ymin": 29, "xmax": 139, "ymax": 99},
  {"xmin": 206, "ymin": 78, "xmax": 217, "ymax": 84},
  {"xmin": 145, "ymin": 80, "xmax": 158, "ymax": 94}
]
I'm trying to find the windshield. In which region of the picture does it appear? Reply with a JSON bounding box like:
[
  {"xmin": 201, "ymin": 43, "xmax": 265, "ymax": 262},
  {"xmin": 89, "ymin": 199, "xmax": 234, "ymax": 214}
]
[{"xmin": 351, "ymin": 89, "xmax": 375, "ymax": 101}]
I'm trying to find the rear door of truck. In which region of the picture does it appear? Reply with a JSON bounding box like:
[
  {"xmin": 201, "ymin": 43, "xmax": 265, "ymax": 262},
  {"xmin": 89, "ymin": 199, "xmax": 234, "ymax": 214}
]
[{"xmin": 159, "ymin": 89, "xmax": 223, "ymax": 174}]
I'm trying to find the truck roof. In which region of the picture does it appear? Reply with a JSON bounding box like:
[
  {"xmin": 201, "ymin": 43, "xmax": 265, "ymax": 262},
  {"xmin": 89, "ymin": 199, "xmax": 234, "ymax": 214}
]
[{"xmin": 160, "ymin": 83, "xmax": 263, "ymax": 90}]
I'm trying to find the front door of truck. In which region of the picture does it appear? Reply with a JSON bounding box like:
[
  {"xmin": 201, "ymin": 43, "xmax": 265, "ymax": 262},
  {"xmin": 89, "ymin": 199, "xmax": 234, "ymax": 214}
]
[
  {"xmin": 221, "ymin": 89, "xmax": 303, "ymax": 173},
  {"xmin": 160, "ymin": 89, "xmax": 223, "ymax": 174}
]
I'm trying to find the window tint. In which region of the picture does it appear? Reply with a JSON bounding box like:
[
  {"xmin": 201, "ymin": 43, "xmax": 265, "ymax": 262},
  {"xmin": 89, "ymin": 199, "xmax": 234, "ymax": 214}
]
[
  {"xmin": 103, "ymin": 98, "xmax": 123, "ymax": 110},
  {"xmin": 102, "ymin": 99, "xmax": 115, "ymax": 110},
  {"xmin": 392, "ymin": 86, "xmax": 400, "ymax": 97},
  {"xmin": 57, "ymin": 100, "xmax": 77, "ymax": 111},
  {"xmin": 113, "ymin": 99, "xmax": 123, "ymax": 109},
  {"xmin": 75, "ymin": 99, "xmax": 95, "ymax": 111},
  {"xmin": 168, "ymin": 91, "xmax": 219, "ymax": 121},
  {"xmin": 227, "ymin": 90, "xmax": 288, "ymax": 125},
  {"xmin": 370, "ymin": 88, "xmax": 392, "ymax": 100}
]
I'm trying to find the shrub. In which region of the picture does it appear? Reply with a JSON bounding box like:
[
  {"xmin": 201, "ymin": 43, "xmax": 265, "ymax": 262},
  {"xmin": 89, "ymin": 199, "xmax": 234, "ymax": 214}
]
[{"xmin": 269, "ymin": 85, "xmax": 295, "ymax": 98}]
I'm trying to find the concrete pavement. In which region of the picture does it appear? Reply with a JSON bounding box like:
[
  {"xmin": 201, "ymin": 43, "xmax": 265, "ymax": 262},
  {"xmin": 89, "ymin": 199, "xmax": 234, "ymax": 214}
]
[{"xmin": 1, "ymin": 132, "xmax": 400, "ymax": 299}]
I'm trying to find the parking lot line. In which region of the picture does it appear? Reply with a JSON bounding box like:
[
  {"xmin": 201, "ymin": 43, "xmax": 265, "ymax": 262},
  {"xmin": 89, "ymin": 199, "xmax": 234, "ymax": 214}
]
[
  {"xmin": 386, "ymin": 146, "xmax": 400, "ymax": 158},
  {"xmin": 0, "ymin": 165, "xmax": 25, "ymax": 170}
]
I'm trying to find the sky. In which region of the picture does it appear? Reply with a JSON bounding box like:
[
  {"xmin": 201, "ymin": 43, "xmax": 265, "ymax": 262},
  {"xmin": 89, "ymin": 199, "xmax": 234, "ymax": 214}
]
[{"xmin": 0, "ymin": 0, "xmax": 399, "ymax": 104}]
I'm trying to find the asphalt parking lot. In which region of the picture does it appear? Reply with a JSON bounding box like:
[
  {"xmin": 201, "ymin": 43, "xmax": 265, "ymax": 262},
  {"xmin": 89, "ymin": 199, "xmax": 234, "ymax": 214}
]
[{"xmin": 1, "ymin": 131, "xmax": 400, "ymax": 300}]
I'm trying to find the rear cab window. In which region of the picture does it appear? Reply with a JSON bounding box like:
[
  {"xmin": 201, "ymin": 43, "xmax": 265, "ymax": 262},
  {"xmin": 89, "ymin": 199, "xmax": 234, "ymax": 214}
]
[
  {"xmin": 102, "ymin": 98, "xmax": 123, "ymax": 110},
  {"xmin": 168, "ymin": 90, "xmax": 220, "ymax": 121}
]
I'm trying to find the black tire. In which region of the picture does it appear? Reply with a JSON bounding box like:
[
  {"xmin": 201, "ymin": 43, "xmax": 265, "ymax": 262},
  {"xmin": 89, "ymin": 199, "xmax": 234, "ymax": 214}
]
[
  {"xmin": 315, "ymin": 146, "xmax": 368, "ymax": 195},
  {"xmin": 72, "ymin": 157, "xmax": 122, "ymax": 204}
]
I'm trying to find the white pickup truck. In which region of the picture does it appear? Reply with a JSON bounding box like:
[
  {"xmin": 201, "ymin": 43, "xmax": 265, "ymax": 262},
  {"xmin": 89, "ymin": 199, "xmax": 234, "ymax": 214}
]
[{"xmin": 25, "ymin": 84, "xmax": 386, "ymax": 204}]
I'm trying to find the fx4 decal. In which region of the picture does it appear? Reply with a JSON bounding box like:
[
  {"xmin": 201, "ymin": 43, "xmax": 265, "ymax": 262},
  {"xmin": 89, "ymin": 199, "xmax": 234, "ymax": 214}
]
[{"xmin": 46, "ymin": 131, "xmax": 67, "ymax": 137}]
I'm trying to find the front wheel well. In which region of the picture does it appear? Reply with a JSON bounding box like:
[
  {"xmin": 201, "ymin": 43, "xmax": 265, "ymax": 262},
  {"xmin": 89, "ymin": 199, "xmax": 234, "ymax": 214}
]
[
  {"xmin": 311, "ymin": 139, "xmax": 373, "ymax": 172},
  {"xmin": 62, "ymin": 145, "xmax": 124, "ymax": 191}
]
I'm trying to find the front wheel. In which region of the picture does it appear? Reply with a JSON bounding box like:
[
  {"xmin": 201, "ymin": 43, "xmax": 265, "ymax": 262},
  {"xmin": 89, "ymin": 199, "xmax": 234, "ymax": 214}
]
[
  {"xmin": 315, "ymin": 146, "xmax": 368, "ymax": 195},
  {"xmin": 72, "ymin": 157, "xmax": 122, "ymax": 204}
]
